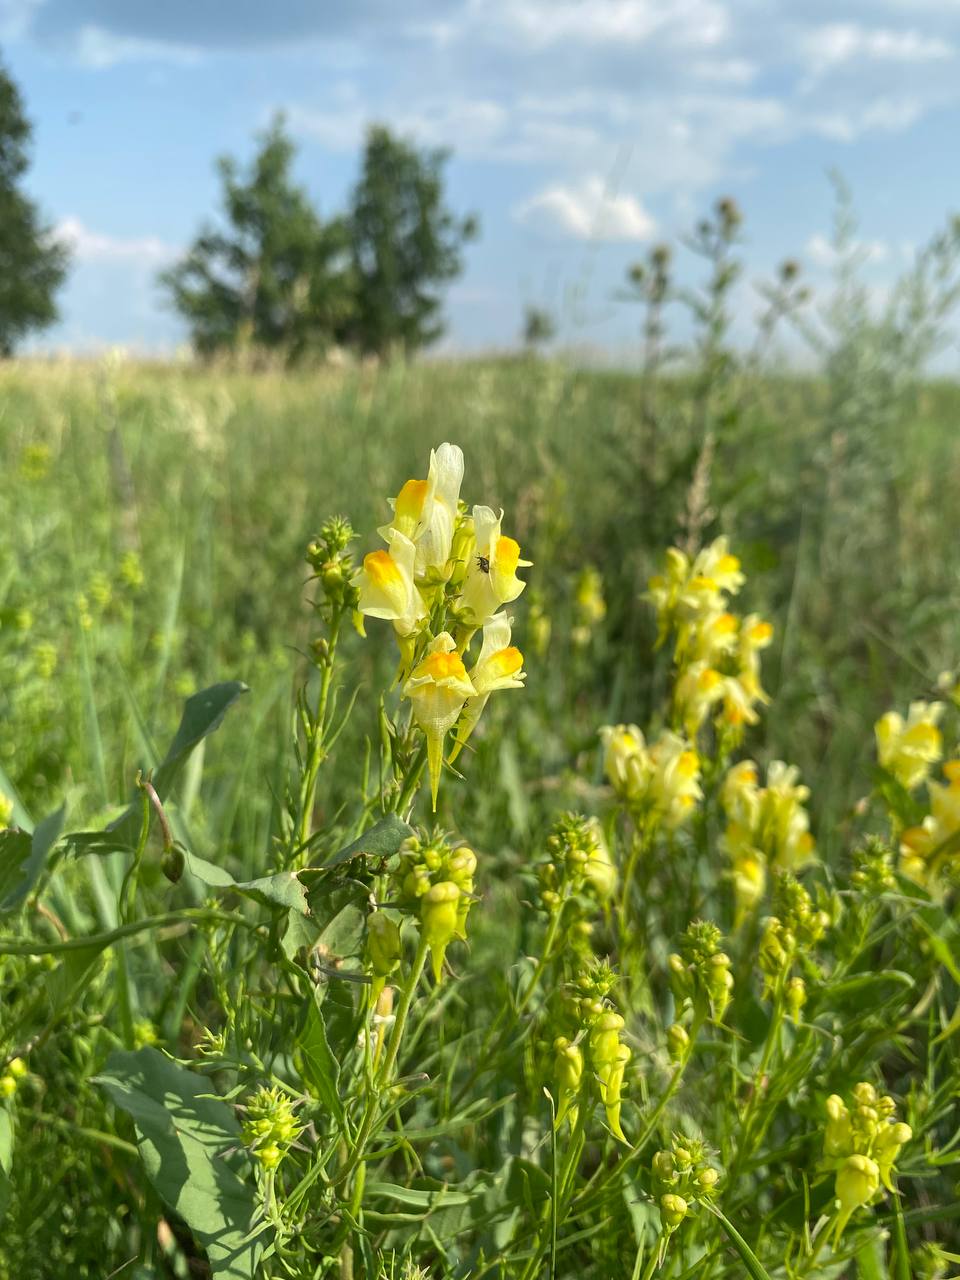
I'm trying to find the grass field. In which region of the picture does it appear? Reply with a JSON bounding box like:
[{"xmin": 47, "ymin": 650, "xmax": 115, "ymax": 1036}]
[{"xmin": 2, "ymin": 353, "xmax": 960, "ymax": 1278}]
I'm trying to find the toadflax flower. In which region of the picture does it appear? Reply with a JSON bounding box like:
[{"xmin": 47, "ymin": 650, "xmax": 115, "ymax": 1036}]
[
  {"xmin": 875, "ymin": 700, "xmax": 944, "ymax": 791},
  {"xmin": 358, "ymin": 528, "xmax": 427, "ymax": 654},
  {"xmin": 458, "ymin": 506, "xmax": 531, "ymax": 626},
  {"xmin": 403, "ymin": 633, "xmax": 476, "ymax": 810},
  {"xmin": 449, "ymin": 612, "xmax": 526, "ymax": 760},
  {"xmin": 379, "ymin": 442, "xmax": 465, "ymax": 579}
]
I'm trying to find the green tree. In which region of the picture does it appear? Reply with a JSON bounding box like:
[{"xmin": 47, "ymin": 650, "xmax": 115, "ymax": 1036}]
[
  {"xmin": 0, "ymin": 56, "xmax": 68, "ymax": 355},
  {"xmin": 522, "ymin": 305, "xmax": 556, "ymax": 350},
  {"xmin": 347, "ymin": 125, "xmax": 477, "ymax": 357},
  {"xmin": 161, "ymin": 116, "xmax": 350, "ymax": 361}
]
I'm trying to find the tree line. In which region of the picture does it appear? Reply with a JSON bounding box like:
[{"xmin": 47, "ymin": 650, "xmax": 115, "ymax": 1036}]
[{"xmin": 0, "ymin": 54, "xmax": 477, "ymax": 360}]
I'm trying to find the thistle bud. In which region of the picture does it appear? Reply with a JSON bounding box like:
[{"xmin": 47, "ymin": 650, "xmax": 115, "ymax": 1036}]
[
  {"xmin": 667, "ymin": 1022, "xmax": 690, "ymax": 1063},
  {"xmin": 421, "ymin": 881, "xmax": 461, "ymax": 983}
]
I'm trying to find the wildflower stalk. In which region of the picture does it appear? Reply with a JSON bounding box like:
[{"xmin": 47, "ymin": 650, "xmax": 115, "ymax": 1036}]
[{"xmin": 297, "ymin": 612, "xmax": 342, "ymax": 847}]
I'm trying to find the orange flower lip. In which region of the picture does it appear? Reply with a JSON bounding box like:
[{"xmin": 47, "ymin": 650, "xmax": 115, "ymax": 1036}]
[
  {"xmin": 419, "ymin": 650, "xmax": 468, "ymax": 681},
  {"xmin": 364, "ymin": 549, "xmax": 402, "ymax": 586}
]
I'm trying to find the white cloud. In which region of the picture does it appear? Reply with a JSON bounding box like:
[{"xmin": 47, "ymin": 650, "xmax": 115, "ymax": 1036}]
[
  {"xmin": 806, "ymin": 232, "xmax": 890, "ymax": 268},
  {"xmin": 514, "ymin": 175, "xmax": 655, "ymax": 241},
  {"xmin": 467, "ymin": 0, "xmax": 729, "ymax": 49},
  {"xmin": 801, "ymin": 23, "xmax": 953, "ymax": 73},
  {"xmin": 56, "ymin": 217, "xmax": 180, "ymax": 264},
  {"xmin": 72, "ymin": 24, "xmax": 203, "ymax": 69}
]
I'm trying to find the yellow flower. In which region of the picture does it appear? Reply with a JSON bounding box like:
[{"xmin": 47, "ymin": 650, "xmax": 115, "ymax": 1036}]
[
  {"xmin": 833, "ymin": 1155, "xmax": 879, "ymax": 1246},
  {"xmin": 403, "ymin": 633, "xmax": 476, "ymax": 810},
  {"xmin": 730, "ymin": 849, "xmax": 766, "ymax": 923},
  {"xmin": 449, "ymin": 613, "xmax": 526, "ymax": 761},
  {"xmin": 737, "ymin": 614, "xmax": 774, "ymax": 701},
  {"xmin": 378, "ymin": 442, "xmax": 465, "ymax": 578},
  {"xmin": 459, "ymin": 506, "xmax": 531, "ymax": 626},
  {"xmin": 582, "ymin": 817, "xmax": 618, "ymax": 900},
  {"xmin": 674, "ymin": 661, "xmax": 725, "ymax": 738},
  {"xmin": 553, "ymin": 1036, "xmax": 584, "ymax": 1128},
  {"xmin": 899, "ymin": 758, "xmax": 960, "ymax": 887},
  {"xmin": 691, "ymin": 610, "xmax": 739, "ymax": 665},
  {"xmin": 876, "ymin": 701, "xmax": 944, "ymax": 791},
  {"xmin": 694, "ymin": 537, "xmax": 745, "ymax": 596},
  {"xmin": 600, "ymin": 724, "xmax": 651, "ymax": 802},
  {"xmin": 722, "ymin": 761, "xmax": 761, "ymax": 828},
  {"xmin": 649, "ymin": 731, "xmax": 702, "ymax": 829},
  {"xmin": 759, "ymin": 761, "xmax": 816, "ymax": 872},
  {"xmin": 421, "ymin": 880, "xmax": 462, "ymax": 982},
  {"xmin": 358, "ymin": 529, "xmax": 427, "ymax": 641}
]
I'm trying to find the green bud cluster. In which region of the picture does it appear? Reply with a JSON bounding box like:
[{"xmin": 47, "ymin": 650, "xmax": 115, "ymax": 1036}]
[
  {"xmin": 651, "ymin": 1134, "xmax": 721, "ymax": 1261},
  {"xmin": 241, "ymin": 1085, "xmax": 302, "ymax": 1171},
  {"xmin": 392, "ymin": 833, "xmax": 477, "ymax": 982},
  {"xmin": 772, "ymin": 873, "xmax": 833, "ymax": 948},
  {"xmin": 305, "ymin": 515, "xmax": 360, "ymax": 617},
  {"xmin": 670, "ymin": 920, "xmax": 733, "ymax": 1023},
  {"xmin": 537, "ymin": 813, "xmax": 617, "ymax": 955},
  {"xmin": 850, "ymin": 838, "xmax": 897, "ymax": 894},
  {"xmin": 821, "ymin": 1082, "xmax": 912, "ymax": 1244}
]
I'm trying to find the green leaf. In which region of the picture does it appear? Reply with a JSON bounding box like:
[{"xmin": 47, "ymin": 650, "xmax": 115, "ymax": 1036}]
[
  {"xmin": 95, "ymin": 1047, "xmax": 263, "ymax": 1279},
  {"xmin": 702, "ymin": 1201, "xmax": 774, "ymax": 1280},
  {"xmin": 297, "ymin": 992, "xmax": 344, "ymax": 1125},
  {"xmin": 364, "ymin": 1180, "xmax": 472, "ymax": 1209},
  {"xmin": 181, "ymin": 848, "xmax": 309, "ymax": 914},
  {"xmin": 822, "ymin": 971, "xmax": 914, "ymax": 1003},
  {"xmin": 0, "ymin": 804, "xmax": 65, "ymax": 914},
  {"xmin": 104, "ymin": 682, "xmax": 249, "ymax": 843},
  {"xmin": 306, "ymin": 879, "xmax": 368, "ymax": 961},
  {"xmin": 323, "ymin": 813, "xmax": 414, "ymax": 868},
  {"xmin": 0, "ymin": 1107, "xmax": 12, "ymax": 1219},
  {"xmin": 151, "ymin": 682, "xmax": 250, "ymax": 799}
]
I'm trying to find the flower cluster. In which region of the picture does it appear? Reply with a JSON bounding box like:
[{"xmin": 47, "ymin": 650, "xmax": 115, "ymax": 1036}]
[
  {"xmin": 552, "ymin": 966, "xmax": 632, "ymax": 1142},
  {"xmin": 391, "ymin": 832, "xmax": 477, "ymax": 983},
  {"xmin": 651, "ymin": 1134, "xmax": 721, "ymax": 1264},
  {"xmin": 821, "ymin": 1083, "xmax": 912, "ymax": 1245},
  {"xmin": 669, "ymin": 920, "xmax": 734, "ymax": 1025},
  {"xmin": 875, "ymin": 701, "xmax": 943, "ymax": 791},
  {"xmin": 600, "ymin": 725, "xmax": 702, "ymax": 831},
  {"xmin": 646, "ymin": 537, "xmax": 774, "ymax": 743},
  {"xmin": 537, "ymin": 813, "xmax": 617, "ymax": 954},
  {"xmin": 899, "ymin": 759, "xmax": 960, "ymax": 891},
  {"xmin": 358, "ymin": 443, "xmax": 529, "ymax": 809},
  {"xmin": 756, "ymin": 874, "xmax": 832, "ymax": 1013},
  {"xmin": 721, "ymin": 759, "xmax": 816, "ymax": 921},
  {"xmin": 241, "ymin": 1085, "xmax": 303, "ymax": 1171}
]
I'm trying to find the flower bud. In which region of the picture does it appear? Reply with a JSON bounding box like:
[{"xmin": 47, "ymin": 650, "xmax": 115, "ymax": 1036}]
[
  {"xmin": 553, "ymin": 1036, "xmax": 584, "ymax": 1127},
  {"xmin": 785, "ymin": 976, "xmax": 806, "ymax": 1023},
  {"xmin": 697, "ymin": 1166, "xmax": 719, "ymax": 1191},
  {"xmin": 660, "ymin": 1193, "xmax": 688, "ymax": 1230},
  {"xmin": 367, "ymin": 911, "xmax": 402, "ymax": 979},
  {"xmin": 589, "ymin": 1011, "xmax": 626, "ymax": 1066},
  {"xmin": 833, "ymin": 1155, "xmax": 879, "ymax": 1245},
  {"xmin": 161, "ymin": 844, "xmax": 185, "ymax": 884},
  {"xmin": 7, "ymin": 1058, "xmax": 26, "ymax": 1079},
  {"xmin": 824, "ymin": 1094, "xmax": 851, "ymax": 1158},
  {"xmin": 852, "ymin": 1082, "xmax": 877, "ymax": 1107},
  {"xmin": 0, "ymin": 1076, "xmax": 16, "ymax": 1099},
  {"xmin": 421, "ymin": 881, "xmax": 461, "ymax": 983},
  {"xmin": 652, "ymin": 1150, "xmax": 676, "ymax": 1184},
  {"xmin": 597, "ymin": 1041, "xmax": 631, "ymax": 1142},
  {"xmin": 667, "ymin": 1022, "xmax": 690, "ymax": 1063},
  {"xmin": 875, "ymin": 1121, "xmax": 912, "ymax": 1191}
]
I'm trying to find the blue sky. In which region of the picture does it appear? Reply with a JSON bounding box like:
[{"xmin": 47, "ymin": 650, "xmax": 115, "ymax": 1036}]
[{"xmin": 2, "ymin": 0, "xmax": 960, "ymax": 355}]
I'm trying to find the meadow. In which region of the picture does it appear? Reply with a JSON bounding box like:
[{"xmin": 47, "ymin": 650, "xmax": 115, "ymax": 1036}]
[{"xmin": 2, "ymin": 339, "xmax": 960, "ymax": 1280}]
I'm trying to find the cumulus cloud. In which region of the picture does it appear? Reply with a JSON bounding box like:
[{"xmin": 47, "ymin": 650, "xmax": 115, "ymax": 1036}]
[
  {"xmin": 800, "ymin": 23, "xmax": 953, "ymax": 73},
  {"xmin": 514, "ymin": 176, "xmax": 655, "ymax": 242},
  {"xmin": 56, "ymin": 216, "xmax": 179, "ymax": 264}
]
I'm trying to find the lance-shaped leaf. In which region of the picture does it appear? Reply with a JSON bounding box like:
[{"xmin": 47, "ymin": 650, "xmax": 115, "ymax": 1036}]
[{"xmin": 0, "ymin": 805, "xmax": 66, "ymax": 915}]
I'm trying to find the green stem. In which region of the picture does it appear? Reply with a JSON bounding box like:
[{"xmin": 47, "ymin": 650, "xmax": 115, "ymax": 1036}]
[
  {"xmin": 0, "ymin": 908, "xmax": 262, "ymax": 956},
  {"xmin": 297, "ymin": 613, "xmax": 342, "ymax": 847}
]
